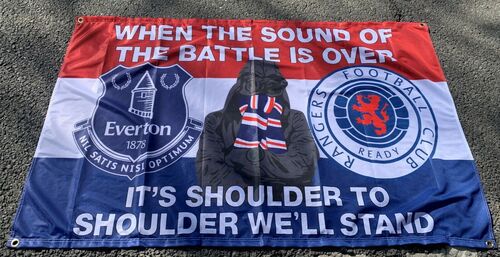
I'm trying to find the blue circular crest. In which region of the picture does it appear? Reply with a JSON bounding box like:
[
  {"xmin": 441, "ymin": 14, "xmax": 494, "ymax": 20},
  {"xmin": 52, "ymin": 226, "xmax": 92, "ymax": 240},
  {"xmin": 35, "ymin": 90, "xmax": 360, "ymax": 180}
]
[{"xmin": 307, "ymin": 66, "xmax": 437, "ymax": 179}]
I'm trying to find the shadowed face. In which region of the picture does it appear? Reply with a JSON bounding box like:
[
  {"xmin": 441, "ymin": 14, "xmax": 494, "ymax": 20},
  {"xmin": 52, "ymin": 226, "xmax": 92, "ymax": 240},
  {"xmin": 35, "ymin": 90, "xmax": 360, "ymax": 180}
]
[{"xmin": 236, "ymin": 61, "xmax": 288, "ymax": 97}]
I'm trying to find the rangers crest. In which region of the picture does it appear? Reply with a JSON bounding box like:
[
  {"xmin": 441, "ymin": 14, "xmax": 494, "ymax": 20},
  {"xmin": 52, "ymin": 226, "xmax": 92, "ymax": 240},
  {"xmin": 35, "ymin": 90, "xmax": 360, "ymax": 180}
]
[
  {"xmin": 308, "ymin": 66, "xmax": 438, "ymax": 178},
  {"xmin": 73, "ymin": 63, "xmax": 203, "ymax": 179}
]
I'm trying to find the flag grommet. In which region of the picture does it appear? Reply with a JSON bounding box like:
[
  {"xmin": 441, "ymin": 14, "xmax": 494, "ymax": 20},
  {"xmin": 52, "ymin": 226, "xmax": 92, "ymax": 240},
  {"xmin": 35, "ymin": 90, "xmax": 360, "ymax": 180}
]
[
  {"xmin": 486, "ymin": 240, "xmax": 495, "ymax": 248},
  {"xmin": 10, "ymin": 238, "xmax": 20, "ymax": 248},
  {"xmin": 77, "ymin": 17, "xmax": 84, "ymax": 24}
]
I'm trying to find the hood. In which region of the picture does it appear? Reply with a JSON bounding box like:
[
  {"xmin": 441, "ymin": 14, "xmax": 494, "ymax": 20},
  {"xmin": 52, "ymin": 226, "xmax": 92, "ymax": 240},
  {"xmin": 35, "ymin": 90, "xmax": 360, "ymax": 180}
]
[{"xmin": 222, "ymin": 60, "xmax": 291, "ymax": 116}]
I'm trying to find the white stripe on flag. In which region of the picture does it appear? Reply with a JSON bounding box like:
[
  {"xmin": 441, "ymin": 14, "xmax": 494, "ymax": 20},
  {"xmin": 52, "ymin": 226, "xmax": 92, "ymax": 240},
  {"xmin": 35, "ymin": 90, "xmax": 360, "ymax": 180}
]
[
  {"xmin": 250, "ymin": 95, "xmax": 258, "ymax": 109},
  {"xmin": 264, "ymin": 96, "xmax": 275, "ymax": 113},
  {"xmin": 35, "ymin": 78, "xmax": 103, "ymax": 158},
  {"xmin": 234, "ymin": 138, "xmax": 260, "ymax": 148},
  {"xmin": 274, "ymin": 102, "xmax": 283, "ymax": 114},
  {"xmin": 35, "ymin": 78, "xmax": 473, "ymax": 161},
  {"xmin": 266, "ymin": 138, "xmax": 287, "ymax": 150},
  {"xmin": 239, "ymin": 104, "xmax": 248, "ymax": 115},
  {"xmin": 241, "ymin": 112, "xmax": 268, "ymax": 130},
  {"xmin": 267, "ymin": 118, "xmax": 282, "ymax": 127},
  {"xmin": 259, "ymin": 139, "xmax": 268, "ymax": 150}
]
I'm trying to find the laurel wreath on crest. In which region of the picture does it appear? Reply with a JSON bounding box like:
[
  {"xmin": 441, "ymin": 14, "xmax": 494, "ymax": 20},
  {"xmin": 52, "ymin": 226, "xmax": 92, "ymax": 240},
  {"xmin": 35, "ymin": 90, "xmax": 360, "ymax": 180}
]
[
  {"xmin": 160, "ymin": 73, "xmax": 180, "ymax": 90},
  {"xmin": 111, "ymin": 73, "xmax": 132, "ymax": 90}
]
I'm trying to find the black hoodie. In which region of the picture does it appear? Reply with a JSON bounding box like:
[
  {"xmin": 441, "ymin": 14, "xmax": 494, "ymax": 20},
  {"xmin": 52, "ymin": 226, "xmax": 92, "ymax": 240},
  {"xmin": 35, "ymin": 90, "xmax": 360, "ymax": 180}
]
[{"xmin": 195, "ymin": 60, "xmax": 319, "ymax": 193}]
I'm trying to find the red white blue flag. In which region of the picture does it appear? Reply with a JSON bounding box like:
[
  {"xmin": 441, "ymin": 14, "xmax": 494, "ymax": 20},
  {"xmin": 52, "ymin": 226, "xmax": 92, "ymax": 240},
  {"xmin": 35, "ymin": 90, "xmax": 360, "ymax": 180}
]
[{"xmin": 8, "ymin": 16, "xmax": 496, "ymax": 249}]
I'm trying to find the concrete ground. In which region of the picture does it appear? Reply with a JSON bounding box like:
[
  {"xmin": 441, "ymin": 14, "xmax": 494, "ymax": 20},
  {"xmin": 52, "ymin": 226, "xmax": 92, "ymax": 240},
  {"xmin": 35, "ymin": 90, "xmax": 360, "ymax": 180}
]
[{"xmin": 0, "ymin": 0, "xmax": 498, "ymax": 256}]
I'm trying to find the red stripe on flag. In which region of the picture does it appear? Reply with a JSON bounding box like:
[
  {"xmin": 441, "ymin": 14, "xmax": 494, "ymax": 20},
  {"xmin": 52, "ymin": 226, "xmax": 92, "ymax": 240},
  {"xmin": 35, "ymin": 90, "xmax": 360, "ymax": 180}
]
[
  {"xmin": 259, "ymin": 140, "xmax": 268, "ymax": 150},
  {"xmin": 274, "ymin": 103, "xmax": 283, "ymax": 114},
  {"xmin": 266, "ymin": 138, "xmax": 287, "ymax": 149},
  {"xmin": 267, "ymin": 118, "xmax": 281, "ymax": 127},
  {"xmin": 239, "ymin": 105, "xmax": 248, "ymax": 115},
  {"xmin": 234, "ymin": 138, "xmax": 259, "ymax": 147},
  {"xmin": 59, "ymin": 17, "xmax": 446, "ymax": 82},
  {"xmin": 250, "ymin": 95, "xmax": 258, "ymax": 109},
  {"xmin": 242, "ymin": 116, "xmax": 267, "ymax": 127},
  {"xmin": 264, "ymin": 97, "xmax": 275, "ymax": 114}
]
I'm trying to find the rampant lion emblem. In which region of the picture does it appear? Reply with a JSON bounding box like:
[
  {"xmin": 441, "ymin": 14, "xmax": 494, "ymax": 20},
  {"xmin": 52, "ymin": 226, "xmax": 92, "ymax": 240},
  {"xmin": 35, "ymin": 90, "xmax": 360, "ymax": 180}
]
[{"xmin": 352, "ymin": 94, "xmax": 389, "ymax": 136}]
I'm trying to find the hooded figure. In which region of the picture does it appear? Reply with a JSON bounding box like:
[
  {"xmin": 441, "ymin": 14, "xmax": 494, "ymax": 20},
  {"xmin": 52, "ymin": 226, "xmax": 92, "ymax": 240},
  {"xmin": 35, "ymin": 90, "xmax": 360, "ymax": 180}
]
[{"xmin": 196, "ymin": 60, "xmax": 318, "ymax": 194}]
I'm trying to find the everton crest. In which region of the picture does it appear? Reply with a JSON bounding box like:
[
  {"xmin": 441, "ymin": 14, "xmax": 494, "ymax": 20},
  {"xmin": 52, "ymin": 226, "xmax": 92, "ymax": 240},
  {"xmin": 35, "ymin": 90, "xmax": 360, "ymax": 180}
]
[
  {"xmin": 73, "ymin": 63, "xmax": 203, "ymax": 179},
  {"xmin": 308, "ymin": 66, "xmax": 437, "ymax": 178}
]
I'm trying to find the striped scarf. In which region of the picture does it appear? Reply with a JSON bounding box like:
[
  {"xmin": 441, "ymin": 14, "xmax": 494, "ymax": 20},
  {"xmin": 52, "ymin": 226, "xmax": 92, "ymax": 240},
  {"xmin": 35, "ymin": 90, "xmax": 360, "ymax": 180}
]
[{"xmin": 234, "ymin": 94, "xmax": 287, "ymax": 154}]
